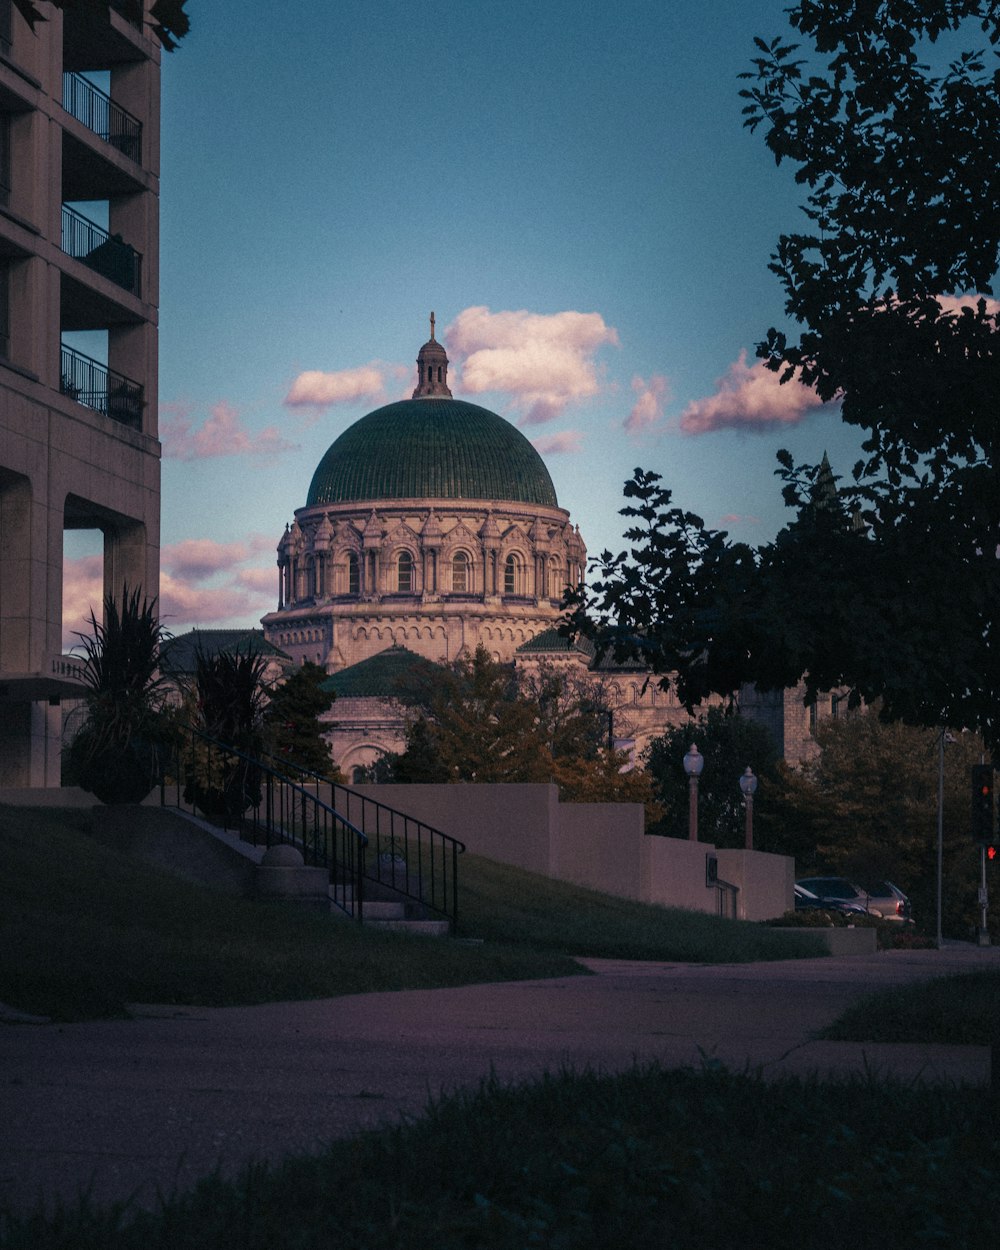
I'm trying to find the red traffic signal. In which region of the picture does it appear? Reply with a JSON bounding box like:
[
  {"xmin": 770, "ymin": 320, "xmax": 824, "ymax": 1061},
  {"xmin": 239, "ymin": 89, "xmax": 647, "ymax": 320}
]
[
  {"xmin": 972, "ymin": 764, "xmax": 996, "ymax": 843},
  {"xmin": 989, "ymin": 846, "xmax": 998, "ymax": 862}
]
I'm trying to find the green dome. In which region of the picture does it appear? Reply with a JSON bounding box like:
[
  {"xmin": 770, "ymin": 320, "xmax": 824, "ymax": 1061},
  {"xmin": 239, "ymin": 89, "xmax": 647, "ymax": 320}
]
[{"xmin": 307, "ymin": 398, "xmax": 558, "ymax": 508}]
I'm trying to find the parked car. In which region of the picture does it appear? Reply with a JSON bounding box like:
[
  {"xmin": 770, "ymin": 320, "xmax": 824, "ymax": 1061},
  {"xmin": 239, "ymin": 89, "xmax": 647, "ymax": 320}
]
[
  {"xmin": 861, "ymin": 879, "xmax": 913, "ymax": 922},
  {"xmin": 793, "ymin": 882, "xmax": 869, "ymax": 915},
  {"xmin": 795, "ymin": 877, "xmax": 871, "ymax": 913}
]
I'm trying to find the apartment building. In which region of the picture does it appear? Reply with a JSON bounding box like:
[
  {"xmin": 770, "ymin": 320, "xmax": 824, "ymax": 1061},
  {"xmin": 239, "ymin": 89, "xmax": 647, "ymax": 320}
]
[{"xmin": 0, "ymin": 0, "xmax": 161, "ymax": 785}]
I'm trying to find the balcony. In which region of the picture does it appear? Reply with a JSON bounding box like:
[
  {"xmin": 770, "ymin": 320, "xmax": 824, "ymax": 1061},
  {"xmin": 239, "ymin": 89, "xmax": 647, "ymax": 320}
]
[
  {"xmin": 60, "ymin": 343, "xmax": 143, "ymax": 429},
  {"xmin": 63, "ymin": 72, "xmax": 142, "ymax": 164},
  {"xmin": 61, "ymin": 204, "xmax": 142, "ymax": 298}
]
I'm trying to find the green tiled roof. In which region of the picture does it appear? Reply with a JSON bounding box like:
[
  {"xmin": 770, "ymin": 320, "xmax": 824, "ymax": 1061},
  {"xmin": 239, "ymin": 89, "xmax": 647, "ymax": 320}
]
[
  {"xmin": 517, "ymin": 628, "xmax": 595, "ymax": 658},
  {"xmin": 307, "ymin": 398, "xmax": 558, "ymax": 508},
  {"xmin": 160, "ymin": 629, "xmax": 289, "ymax": 675},
  {"xmin": 320, "ymin": 646, "xmax": 442, "ymax": 701}
]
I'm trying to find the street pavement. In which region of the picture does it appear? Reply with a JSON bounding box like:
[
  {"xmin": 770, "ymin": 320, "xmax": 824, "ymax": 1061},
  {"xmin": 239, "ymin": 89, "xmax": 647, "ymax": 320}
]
[{"xmin": 2, "ymin": 942, "xmax": 999, "ymax": 1218}]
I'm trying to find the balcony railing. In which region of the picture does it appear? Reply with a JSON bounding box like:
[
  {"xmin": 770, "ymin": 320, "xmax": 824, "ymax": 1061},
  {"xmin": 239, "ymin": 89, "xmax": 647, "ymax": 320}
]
[
  {"xmin": 63, "ymin": 72, "xmax": 143, "ymax": 164},
  {"xmin": 60, "ymin": 343, "xmax": 143, "ymax": 429},
  {"xmin": 61, "ymin": 204, "xmax": 142, "ymax": 297}
]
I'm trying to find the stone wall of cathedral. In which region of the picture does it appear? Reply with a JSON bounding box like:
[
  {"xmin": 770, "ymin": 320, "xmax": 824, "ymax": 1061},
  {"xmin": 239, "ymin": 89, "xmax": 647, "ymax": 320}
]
[{"xmin": 262, "ymin": 498, "xmax": 586, "ymax": 672}]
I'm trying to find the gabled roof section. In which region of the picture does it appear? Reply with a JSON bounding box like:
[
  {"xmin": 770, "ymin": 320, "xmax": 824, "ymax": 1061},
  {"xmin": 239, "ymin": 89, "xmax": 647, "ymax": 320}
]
[
  {"xmin": 160, "ymin": 629, "xmax": 290, "ymax": 675},
  {"xmin": 516, "ymin": 627, "xmax": 596, "ymax": 659},
  {"xmin": 320, "ymin": 645, "xmax": 441, "ymax": 701}
]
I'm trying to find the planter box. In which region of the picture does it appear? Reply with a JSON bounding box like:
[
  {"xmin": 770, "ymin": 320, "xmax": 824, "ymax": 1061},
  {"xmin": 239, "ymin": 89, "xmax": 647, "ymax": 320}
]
[{"xmin": 780, "ymin": 925, "xmax": 878, "ymax": 956}]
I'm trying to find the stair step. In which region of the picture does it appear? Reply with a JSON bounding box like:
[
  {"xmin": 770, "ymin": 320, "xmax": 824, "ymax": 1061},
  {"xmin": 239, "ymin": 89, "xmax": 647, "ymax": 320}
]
[
  {"xmin": 366, "ymin": 919, "xmax": 451, "ymax": 938},
  {"xmin": 355, "ymin": 900, "xmax": 407, "ymax": 921}
]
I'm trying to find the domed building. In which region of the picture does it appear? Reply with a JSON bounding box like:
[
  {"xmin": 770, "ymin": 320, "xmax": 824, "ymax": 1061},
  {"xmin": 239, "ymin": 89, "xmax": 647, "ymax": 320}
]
[{"xmin": 261, "ymin": 321, "xmax": 587, "ymax": 676}]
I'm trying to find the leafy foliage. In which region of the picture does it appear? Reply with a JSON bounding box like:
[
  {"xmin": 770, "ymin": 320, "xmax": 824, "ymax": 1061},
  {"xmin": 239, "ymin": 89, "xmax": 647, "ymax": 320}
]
[
  {"xmin": 12, "ymin": 0, "xmax": 191, "ymax": 50},
  {"xmin": 377, "ymin": 648, "xmax": 656, "ymax": 811},
  {"xmin": 64, "ymin": 586, "xmax": 174, "ymax": 803},
  {"xmin": 262, "ymin": 661, "xmax": 339, "ymax": 778},
  {"xmin": 568, "ymin": 2, "xmax": 1000, "ymax": 752},
  {"xmin": 644, "ymin": 706, "xmax": 790, "ymax": 849},
  {"xmin": 790, "ymin": 709, "xmax": 989, "ymax": 938}
]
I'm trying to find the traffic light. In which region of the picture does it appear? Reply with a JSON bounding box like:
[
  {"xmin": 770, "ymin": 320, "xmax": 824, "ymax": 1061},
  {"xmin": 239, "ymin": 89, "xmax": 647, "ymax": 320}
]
[{"xmin": 971, "ymin": 764, "xmax": 995, "ymax": 843}]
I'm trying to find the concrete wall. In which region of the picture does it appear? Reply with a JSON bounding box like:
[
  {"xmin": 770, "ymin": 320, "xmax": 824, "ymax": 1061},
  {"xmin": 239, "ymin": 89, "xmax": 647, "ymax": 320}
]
[
  {"xmin": 717, "ymin": 848, "xmax": 797, "ymax": 922},
  {"xmin": 352, "ymin": 783, "xmax": 793, "ymax": 920}
]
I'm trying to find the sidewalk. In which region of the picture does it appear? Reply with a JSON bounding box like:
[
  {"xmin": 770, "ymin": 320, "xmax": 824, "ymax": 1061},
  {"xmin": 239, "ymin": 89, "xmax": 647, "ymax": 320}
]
[{"xmin": 2, "ymin": 944, "xmax": 998, "ymax": 1217}]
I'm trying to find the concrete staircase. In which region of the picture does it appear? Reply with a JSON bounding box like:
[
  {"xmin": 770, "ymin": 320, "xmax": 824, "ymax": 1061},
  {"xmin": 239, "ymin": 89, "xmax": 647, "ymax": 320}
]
[{"xmin": 330, "ymin": 887, "xmax": 451, "ymax": 938}]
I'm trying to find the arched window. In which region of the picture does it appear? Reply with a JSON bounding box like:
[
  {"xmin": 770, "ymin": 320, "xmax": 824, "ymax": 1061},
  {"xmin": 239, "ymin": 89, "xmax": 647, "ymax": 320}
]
[
  {"xmin": 504, "ymin": 553, "xmax": 519, "ymax": 595},
  {"xmin": 347, "ymin": 552, "xmax": 360, "ymax": 595},
  {"xmin": 452, "ymin": 551, "xmax": 470, "ymax": 593},
  {"xmin": 397, "ymin": 550, "xmax": 414, "ymax": 593}
]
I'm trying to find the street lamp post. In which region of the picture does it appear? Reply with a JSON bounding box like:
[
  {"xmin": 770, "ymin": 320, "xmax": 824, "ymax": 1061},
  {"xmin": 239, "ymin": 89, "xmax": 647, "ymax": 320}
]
[
  {"xmin": 739, "ymin": 766, "xmax": 758, "ymax": 851},
  {"xmin": 683, "ymin": 744, "xmax": 704, "ymax": 841}
]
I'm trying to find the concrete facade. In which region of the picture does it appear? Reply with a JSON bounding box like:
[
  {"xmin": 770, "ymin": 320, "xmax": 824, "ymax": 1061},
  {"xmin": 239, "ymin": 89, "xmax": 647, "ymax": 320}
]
[
  {"xmin": 0, "ymin": 1, "xmax": 161, "ymax": 784},
  {"xmin": 352, "ymin": 781, "xmax": 794, "ymax": 920}
]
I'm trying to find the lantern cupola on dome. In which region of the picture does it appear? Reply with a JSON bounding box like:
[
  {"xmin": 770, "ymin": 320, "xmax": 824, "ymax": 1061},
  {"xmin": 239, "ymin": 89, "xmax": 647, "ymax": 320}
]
[{"xmin": 412, "ymin": 311, "xmax": 452, "ymax": 398}]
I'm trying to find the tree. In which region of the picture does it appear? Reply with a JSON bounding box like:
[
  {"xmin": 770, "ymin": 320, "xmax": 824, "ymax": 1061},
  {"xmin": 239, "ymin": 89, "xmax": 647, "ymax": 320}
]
[
  {"xmin": 382, "ymin": 647, "xmax": 657, "ymax": 811},
  {"xmin": 263, "ymin": 661, "xmax": 339, "ymax": 779},
  {"xmin": 389, "ymin": 647, "xmax": 553, "ymax": 784},
  {"xmin": 13, "ymin": 0, "xmax": 191, "ymax": 50},
  {"xmin": 644, "ymin": 706, "xmax": 792, "ymax": 850},
  {"xmin": 790, "ymin": 709, "xmax": 989, "ymax": 939},
  {"xmin": 65, "ymin": 586, "xmax": 175, "ymax": 803},
  {"xmin": 569, "ymin": 2, "xmax": 1000, "ymax": 752}
]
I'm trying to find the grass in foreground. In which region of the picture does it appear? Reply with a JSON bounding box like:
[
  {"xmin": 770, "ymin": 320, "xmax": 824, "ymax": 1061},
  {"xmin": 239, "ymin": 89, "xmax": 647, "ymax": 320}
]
[
  {"xmin": 460, "ymin": 852, "xmax": 827, "ymax": 963},
  {"xmin": 0, "ymin": 805, "xmax": 579, "ymax": 1021},
  {"xmin": 0, "ymin": 805, "xmax": 823, "ymax": 1022},
  {"xmin": 822, "ymin": 969, "xmax": 1000, "ymax": 1044},
  {"xmin": 2, "ymin": 1063, "xmax": 996, "ymax": 1250}
]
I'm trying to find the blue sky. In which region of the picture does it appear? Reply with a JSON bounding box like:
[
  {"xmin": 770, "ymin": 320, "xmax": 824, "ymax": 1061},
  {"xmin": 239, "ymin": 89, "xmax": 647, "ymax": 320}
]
[{"xmin": 65, "ymin": 0, "xmax": 872, "ymax": 640}]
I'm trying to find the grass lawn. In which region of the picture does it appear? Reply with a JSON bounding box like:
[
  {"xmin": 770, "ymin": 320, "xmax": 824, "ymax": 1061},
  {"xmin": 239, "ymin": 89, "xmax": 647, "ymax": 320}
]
[
  {"xmin": 0, "ymin": 805, "xmax": 824, "ymax": 1021},
  {"xmin": 821, "ymin": 969, "xmax": 1000, "ymax": 1044},
  {"xmin": 4, "ymin": 805, "xmax": 997, "ymax": 1248},
  {"xmin": 2, "ymin": 1063, "xmax": 997, "ymax": 1249}
]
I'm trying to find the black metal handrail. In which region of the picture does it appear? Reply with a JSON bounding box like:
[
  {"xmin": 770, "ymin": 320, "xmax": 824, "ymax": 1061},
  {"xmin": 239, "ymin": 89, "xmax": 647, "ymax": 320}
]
[
  {"xmin": 63, "ymin": 72, "xmax": 143, "ymax": 164},
  {"xmin": 60, "ymin": 343, "xmax": 143, "ymax": 429},
  {"xmin": 258, "ymin": 751, "xmax": 466, "ymax": 930},
  {"xmin": 162, "ymin": 727, "xmax": 370, "ymax": 922},
  {"xmin": 61, "ymin": 203, "xmax": 142, "ymax": 297}
]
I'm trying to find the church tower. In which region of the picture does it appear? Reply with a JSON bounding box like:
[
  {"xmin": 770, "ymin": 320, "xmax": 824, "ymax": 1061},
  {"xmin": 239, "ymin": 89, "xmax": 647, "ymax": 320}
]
[{"xmin": 411, "ymin": 311, "xmax": 453, "ymax": 398}]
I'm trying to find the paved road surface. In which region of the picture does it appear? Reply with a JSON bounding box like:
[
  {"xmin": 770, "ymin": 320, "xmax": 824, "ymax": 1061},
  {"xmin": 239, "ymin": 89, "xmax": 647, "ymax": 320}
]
[{"xmin": 2, "ymin": 944, "xmax": 999, "ymax": 1217}]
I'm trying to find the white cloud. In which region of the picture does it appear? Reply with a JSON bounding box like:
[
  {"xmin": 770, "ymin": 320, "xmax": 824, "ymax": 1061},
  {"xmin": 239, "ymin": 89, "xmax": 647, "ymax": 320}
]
[
  {"xmin": 446, "ymin": 306, "xmax": 619, "ymax": 425},
  {"xmin": 162, "ymin": 401, "xmax": 297, "ymax": 461},
  {"xmin": 625, "ymin": 373, "xmax": 671, "ymax": 435},
  {"xmin": 532, "ymin": 430, "xmax": 584, "ymax": 455},
  {"xmin": 284, "ymin": 364, "xmax": 385, "ymax": 410},
  {"xmin": 935, "ymin": 294, "xmax": 1000, "ymax": 318},
  {"xmin": 679, "ymin": 350, "xmax": 830, "ymax": 435}
]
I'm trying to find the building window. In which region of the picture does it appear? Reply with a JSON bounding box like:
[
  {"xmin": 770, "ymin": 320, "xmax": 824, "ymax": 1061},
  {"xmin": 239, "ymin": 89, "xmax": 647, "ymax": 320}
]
[
  {"xmin": 397, "ymin": 550, "xmax": 414, "ymax": 593},
  {"xmin": 504, "ymin": 553, "xmax": 519, "ymax": 595},
  {"xmin": 452, "ymin": 551, "xmax": 470, "ymax": 593},
  {"xmin": 0, "ymin": 2, "xmax": 11, "ymax": 59},
  {"xmin": 347, "ymin": 552, "xmax": 359, "ymax": 595}
]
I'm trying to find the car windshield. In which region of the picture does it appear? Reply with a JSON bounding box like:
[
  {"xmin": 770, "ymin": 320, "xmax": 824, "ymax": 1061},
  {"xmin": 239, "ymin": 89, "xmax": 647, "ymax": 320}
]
[{"xmin": 798, "ymin": 878, "xmax": 859, "ymax": 899}]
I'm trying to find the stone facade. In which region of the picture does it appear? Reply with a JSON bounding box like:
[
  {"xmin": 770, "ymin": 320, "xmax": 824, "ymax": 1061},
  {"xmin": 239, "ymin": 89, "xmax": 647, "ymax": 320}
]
[
  {"xmin": 0, "ymin": 2, "xmax": 161, "ymax": 785},
  {"xmin": 262, "ymin": 324, "xmax": 843, "ymax": 780}
]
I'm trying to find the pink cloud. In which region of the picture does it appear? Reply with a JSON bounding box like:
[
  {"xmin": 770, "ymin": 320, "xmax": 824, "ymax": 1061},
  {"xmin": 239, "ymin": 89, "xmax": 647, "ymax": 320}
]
[
  {"xmin": 158, "ymin": 571, "xmax": 260, "ymax": 626},
  {"xmin": 234, "ymin": 566, "xmax": 278, "ymax": 594},
  {"xmin": 625, "ymin": 373, "xmax": 671, "ymax": 435},
  {"xmin": 162, "ymin": 402, "xmax": 297, "ymax": 462},
  {"xmin": 62, "ymin": 555, "xmax": 105, "ymax": 648},
  {"xmin": 935, "ymin": 294, "xmax": 1000, "ymax": 318},
  {"xmin": 720, "ymin": 513, "xmax": 762, "ymax": 527},
  {"xmin": 446, "ymin": 306, "xmax": 619, "ymax": 425},
  {"xmin": 679, "ymin": 350, "xmax": 830, "ymax": 435},
  {"xmin": 284, "ymin": 363, "xmax": 386, "ymax": 410},
  {"xmin": 531, "ymin": 430, "xmax": 584, "ymax": 455},
  {"xmin": 163, "ymin": 538, "xmax": 250, "ymax": 583}
]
